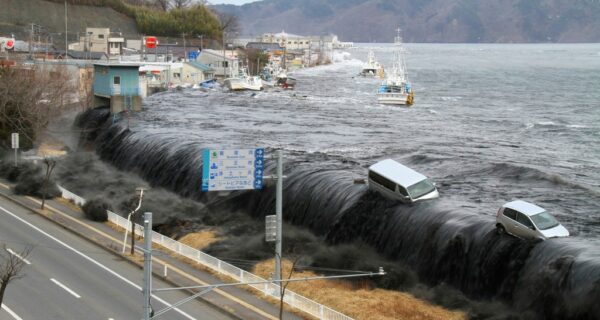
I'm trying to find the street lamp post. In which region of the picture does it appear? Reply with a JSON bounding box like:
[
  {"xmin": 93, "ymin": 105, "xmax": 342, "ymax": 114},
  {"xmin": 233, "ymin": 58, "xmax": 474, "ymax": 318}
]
[{"xmin": 122, "ymin": 187, "xmax": 148, "ymax": 254}]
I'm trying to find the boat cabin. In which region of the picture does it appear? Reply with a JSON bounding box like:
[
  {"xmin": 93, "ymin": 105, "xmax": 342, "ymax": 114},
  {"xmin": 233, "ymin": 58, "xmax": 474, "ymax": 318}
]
[{"xmin": 368, "ymin": 159, "xmax": 439, "ymax": 203}]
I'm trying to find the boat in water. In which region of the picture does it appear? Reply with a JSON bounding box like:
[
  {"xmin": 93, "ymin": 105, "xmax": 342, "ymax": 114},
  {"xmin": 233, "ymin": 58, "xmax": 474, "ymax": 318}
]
[
  {"xmin": 360, "ymin": 50, "xmax": 385, "ymax": 77},
  {"xmin": 377, "ymin": 29, "xmax": 414, "ymax": 106},
  {"xmin": 276, "ymin": 70, "xmax": 296, "ymax": 89},
  {"xmin": 224, "ymin": 68, "xmax": 264, "ymax": 91}
]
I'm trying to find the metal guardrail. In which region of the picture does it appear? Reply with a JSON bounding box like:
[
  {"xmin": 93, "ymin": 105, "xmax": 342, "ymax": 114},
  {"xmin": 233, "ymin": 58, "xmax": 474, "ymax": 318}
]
[{"xmin": 58, "ymin": 185, "xmax": 353, "ymax": 320}]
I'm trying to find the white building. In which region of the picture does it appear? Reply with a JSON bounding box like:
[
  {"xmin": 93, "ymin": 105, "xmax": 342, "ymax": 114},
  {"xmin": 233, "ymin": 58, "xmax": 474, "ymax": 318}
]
[
  {"xmin": 196, "ymin": 49, "xmax": 239, "ymax": 79},
  {"xmin": 69, "ymin": 27, "xmax": 125, "ymax": 56},
  {"xmin": 259, "ymin": 31, "xmax": 311, "ymax": 50}
]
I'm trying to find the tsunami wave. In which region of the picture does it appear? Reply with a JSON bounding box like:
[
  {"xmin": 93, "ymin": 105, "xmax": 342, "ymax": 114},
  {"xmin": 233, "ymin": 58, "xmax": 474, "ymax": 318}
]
[{"xmin": 76, "ymin": 108, "xmax": 600, "ymax": 319}]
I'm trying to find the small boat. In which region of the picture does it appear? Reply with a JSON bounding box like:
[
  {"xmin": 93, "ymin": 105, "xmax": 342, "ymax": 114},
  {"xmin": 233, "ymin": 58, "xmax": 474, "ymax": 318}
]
[
  {"xmin": 224, "ymin": 68, "xmax": 264, "ymax": 91},
  {"xmin": 377, "ymin": 29, "xmax": 414, "ymax": 106},
  {"xmin": 276, "ymin": 70, "xmax": 296, "ymax": 89},
  {"xmin": 360, "ymin": 50, "xmax": 385, "ymax": 77},
  {"xmin": 259, "ymin": 67, "xmax": 276, "ymax": 87}
]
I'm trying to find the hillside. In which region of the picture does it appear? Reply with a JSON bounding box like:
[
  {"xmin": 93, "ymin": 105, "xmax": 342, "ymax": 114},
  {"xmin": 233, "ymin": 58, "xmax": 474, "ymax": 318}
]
[
  {"xmin": 212, "ymin": 0, "xmax": 600, "ymax": 43},
  {"xmin": 0, "ymin": 0, "xmax": 139, "ymax": 44},
  {"xmin": 0, "ymin": 0, "xmax": 222, "ymax": 46}
]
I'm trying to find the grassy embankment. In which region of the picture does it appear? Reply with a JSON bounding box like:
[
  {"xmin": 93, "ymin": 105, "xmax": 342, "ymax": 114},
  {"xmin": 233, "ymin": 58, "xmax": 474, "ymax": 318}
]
[{"xmin": 180, "ymin": 231, "xmax": 466, "ymax": 320}]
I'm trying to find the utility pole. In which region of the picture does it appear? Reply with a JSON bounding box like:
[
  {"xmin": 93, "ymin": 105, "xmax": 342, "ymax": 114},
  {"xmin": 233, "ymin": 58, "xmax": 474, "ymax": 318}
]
[
  {"xmin": 65, "ymin": 1, "xmax": 68, "ymax": 59},
  {"xmin": 275, "ymin": 150, "xmax": 283, "ymax": 285},
  {"xmin": 142, "ymin": 212, "xmax": 153, "ymax": 320},
  {"xmin": 182, "ymin": 33, "xmax": 186, "ymax": 62},
  {"xmin": 222, "ymin": 31, "xmax": 226, "ymax": 78}
]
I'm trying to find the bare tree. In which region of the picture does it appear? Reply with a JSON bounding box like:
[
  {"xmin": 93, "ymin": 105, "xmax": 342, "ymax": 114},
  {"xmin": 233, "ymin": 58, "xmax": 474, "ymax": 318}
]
[
  {"xmin": 172, "ymin": 0, "xmax": 192, "ymax": 9},
  {"xmin": 0, "ymin": 245, "xmax": 32, "ymax": 306},
  {"xmin": 216, "ymin": 11, "xmax": 241, "ymax": 34},
  {"xmin": 154, "ymin": 0, "xmax": 170, "ymax": 10},
  {"xmin": 40, "ymin": 157, "xmax": 56, "ymax": 210},
  {"xmin": 278, "ymin": 256, "xmax": 301, "ymax": 320},
  {"xmin": 0, "ymin": 65, "xmax": 73, "ymax": 150}
]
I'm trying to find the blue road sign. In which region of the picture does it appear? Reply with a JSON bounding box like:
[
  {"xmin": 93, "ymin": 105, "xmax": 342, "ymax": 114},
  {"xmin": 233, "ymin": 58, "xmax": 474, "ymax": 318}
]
[{"xmin": 202, "ymin": 148, "xmax": 265, "ymax": 191}]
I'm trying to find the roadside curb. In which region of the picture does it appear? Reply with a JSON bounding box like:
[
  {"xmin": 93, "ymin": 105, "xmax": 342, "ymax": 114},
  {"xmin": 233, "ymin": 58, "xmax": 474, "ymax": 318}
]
[{"xmin": 0, "ymin": 188, "xmax": 244, "ymax": 320}]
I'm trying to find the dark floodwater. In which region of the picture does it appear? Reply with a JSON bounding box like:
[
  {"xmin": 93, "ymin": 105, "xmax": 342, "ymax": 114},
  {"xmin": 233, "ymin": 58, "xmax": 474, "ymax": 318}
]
[
  {"xmin": 136, "ymin": 43, "xmax": 600, "ymax": 239},
  {"xmin": 78, "ymin": 44, "xmax": 600, "ymax": 319}
]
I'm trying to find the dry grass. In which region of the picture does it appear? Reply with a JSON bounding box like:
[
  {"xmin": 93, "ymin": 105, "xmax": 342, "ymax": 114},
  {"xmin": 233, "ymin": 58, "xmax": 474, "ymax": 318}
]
[
  {"xmin": 253, "ymin": 259, "xmax": 466, "ymax": 320},
  {"xmin": 178, "ymin": 230, "xmax": 223, "ymax": 250},
  {"xmin": 37, "ymin": 141, "xmax": 67, "ymax": 157},
  {"xmin": 56, "ymin": 197, "xmax": 83, "ymax": 213}
]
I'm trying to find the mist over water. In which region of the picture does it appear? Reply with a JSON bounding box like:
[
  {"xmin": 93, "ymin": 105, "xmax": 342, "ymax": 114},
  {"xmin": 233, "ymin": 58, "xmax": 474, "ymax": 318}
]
[{"xmin": 76, "ymin": 44, "xmax": 600, "ymax": 319}]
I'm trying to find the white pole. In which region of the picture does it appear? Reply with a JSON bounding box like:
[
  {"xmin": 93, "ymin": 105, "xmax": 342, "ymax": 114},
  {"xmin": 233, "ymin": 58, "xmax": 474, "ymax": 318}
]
[
  {"xmin": 275, "ymin": 150, "xmax": 283, "ymax": 286},
  {"xmin": 121, "ymin": 189, "xmax": 145, "ymax": 253}
]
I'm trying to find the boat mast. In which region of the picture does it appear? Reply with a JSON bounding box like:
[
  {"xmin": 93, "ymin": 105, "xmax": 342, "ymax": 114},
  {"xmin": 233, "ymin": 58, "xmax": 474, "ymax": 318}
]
[{"xmin": 394, "ymin": 28, "xmax": 407, "ymax": 83}]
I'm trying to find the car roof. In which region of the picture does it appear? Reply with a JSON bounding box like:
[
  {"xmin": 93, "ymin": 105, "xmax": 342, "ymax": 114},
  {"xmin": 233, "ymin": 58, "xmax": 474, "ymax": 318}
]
[
  {"xmin": 369, "ymin": 159, "xmax": 428, "ymax": 187},
  {"xmin": 503, "ymin": 200, "xmax": 546, "ymax": 216}
]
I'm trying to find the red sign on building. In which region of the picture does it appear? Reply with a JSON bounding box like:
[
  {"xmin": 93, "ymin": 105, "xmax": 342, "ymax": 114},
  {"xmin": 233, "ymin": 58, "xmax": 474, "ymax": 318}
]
[{"xmin": 145, "ymin": 36, "xmax": 157, "ymax": 49}]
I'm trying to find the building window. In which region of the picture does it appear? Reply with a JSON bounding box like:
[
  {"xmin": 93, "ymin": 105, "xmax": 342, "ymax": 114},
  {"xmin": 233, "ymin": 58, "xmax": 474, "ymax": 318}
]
[
  {"xmin": 113, "ymin": 76, "xmax": 121, "ymax": 85},
  {"xmin": 223, "ymin": 61, "xmax": 228, "ymax": 68},
  {"xmin": 98, "ymin": 34, "xmax": 104, "ymax": 39},
  {"xmin": 173, "ymin": 73, "xmax": 181, "ymax": 79}
]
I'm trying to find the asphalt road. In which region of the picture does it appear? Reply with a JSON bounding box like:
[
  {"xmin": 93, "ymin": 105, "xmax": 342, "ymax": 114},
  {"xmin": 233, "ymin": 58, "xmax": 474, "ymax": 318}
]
[{"xmin": 0, "ymin": 198, "xmax": 234, "ymax": 320}]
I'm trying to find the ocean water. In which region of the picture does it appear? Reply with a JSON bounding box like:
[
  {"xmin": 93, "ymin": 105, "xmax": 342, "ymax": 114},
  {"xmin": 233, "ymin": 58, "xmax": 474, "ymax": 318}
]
[
  {"xmin": 77, "ymin": 44, "xmax": 600, "ymax": 318},
  {"xmin": 136, "ymin": 43, "xmax": 600, "ymax": 238}
]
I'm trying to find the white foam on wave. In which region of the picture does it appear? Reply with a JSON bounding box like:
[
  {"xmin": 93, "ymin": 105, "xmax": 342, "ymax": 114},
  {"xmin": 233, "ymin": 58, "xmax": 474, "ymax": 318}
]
[
  {"xmin": 567, "ymin": 124, "xmax": 587, "ymax": 129},
  {"xmin": 537, "ymin": 121, "xmax": 556, "ymax": 126},
  {"xmin": 440, "ymin": 96, "xmax": 460, "ymax": 102}
]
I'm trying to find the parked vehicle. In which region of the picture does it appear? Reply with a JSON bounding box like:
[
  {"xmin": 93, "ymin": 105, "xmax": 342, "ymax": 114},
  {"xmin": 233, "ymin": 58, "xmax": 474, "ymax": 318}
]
[
  {"xmin": 496, "ymin": 200, "xmax": 569, "ymax": 240},
  {"xmin": 367, "ymin": 159, "xmax": 439, "ymax": 203}
]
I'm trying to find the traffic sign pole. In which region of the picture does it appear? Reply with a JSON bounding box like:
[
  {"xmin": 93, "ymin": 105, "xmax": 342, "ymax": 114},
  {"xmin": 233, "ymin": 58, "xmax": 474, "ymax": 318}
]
[{"xmin": 11, "ymin": 133, "xmax": 19, "ymax": 167}]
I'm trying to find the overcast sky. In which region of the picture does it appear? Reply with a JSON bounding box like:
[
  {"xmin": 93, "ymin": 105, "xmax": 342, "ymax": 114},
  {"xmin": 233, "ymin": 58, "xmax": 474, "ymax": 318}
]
[{"xmin": 208, "ymin": 0, "xmax": 262, "ymax": 5}]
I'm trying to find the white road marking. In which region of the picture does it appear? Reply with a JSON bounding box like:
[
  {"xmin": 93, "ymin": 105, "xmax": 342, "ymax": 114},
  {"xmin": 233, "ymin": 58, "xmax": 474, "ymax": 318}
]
[
  {"xmin": 51, "ymin": 278, "xmax": 81, "ymax": 299},
  {"xmin": 6, "ymin": 248, "xmax": 31, "ymax": 265},
  {"xmin": 0, "ymin": 205, "xmax": 197, "ymax": 320},
  {"xmin": 1, "ymin": 304, "xmax": 23, "ymax": 320}
]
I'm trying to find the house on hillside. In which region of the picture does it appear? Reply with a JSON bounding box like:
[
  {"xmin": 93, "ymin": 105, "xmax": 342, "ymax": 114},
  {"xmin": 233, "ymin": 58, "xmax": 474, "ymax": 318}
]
[
  {"xmin": 197, "ymin": 49, "xmax": 239, "ymax": 79},
  {"xmin": 69, "ymin": 28, "xmax": 125, "ymax": 57},
  {"xmin": 93, "ymin": 63, "xmax": 142, "ymax": 113}
]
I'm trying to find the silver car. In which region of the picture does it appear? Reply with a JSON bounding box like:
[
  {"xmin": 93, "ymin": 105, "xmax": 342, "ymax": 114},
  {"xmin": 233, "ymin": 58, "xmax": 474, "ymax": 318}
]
[{"xmin": 496, "ymin": 200, "xmax": 569, "ymax": 240}]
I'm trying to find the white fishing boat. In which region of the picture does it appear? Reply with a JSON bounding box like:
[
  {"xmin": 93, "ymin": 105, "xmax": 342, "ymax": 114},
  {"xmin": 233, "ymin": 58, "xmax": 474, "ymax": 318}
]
[
  {"xmin": 360, "ymin": 50, "xmax": 385, "ymax": 77},
  {"xmin": 224, "ymin": 68, "xmax": 264, "ymax": 91},
  {"xmin": 377, "ymin": 29, "xmax": 414, "ymax": 106},
  {"xmin": 275, "ymin": 70, "xmax": 296, "ymax": 89}
]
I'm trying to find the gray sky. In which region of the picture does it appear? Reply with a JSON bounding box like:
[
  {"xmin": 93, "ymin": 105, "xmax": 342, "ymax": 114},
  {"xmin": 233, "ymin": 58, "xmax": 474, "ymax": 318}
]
[{"xmin": 208, "ymin": 0, "xmax": 262, "ymax": 5}]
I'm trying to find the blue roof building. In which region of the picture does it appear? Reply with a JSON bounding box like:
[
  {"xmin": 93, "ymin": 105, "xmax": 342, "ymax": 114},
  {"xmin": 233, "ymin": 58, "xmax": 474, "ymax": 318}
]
[{"xmin": 93, "ymin": 63, "xmax": 142, "ymax": 113}]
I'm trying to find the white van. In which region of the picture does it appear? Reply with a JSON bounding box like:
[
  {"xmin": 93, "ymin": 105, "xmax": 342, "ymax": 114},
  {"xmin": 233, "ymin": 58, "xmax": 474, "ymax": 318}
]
[{"xmin": 368, "ymin": 159, "xmax": 439, "ymax": 203}]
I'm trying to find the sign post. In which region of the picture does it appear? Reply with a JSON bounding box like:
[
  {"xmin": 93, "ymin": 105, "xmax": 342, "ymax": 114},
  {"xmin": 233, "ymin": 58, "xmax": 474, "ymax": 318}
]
[
  {"xmin": 202, "ymin": 148, "xmax": 285, "ymax": 289},
  {"xmin": 11, "ymin": 132, "xmax": 19, "ymax": 166}
]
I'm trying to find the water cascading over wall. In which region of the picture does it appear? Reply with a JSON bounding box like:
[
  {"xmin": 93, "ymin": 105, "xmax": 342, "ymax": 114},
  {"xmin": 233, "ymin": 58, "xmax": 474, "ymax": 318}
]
[{"xmin": 78, "ymin": 108, "xmax": 600, "ymax": 319}]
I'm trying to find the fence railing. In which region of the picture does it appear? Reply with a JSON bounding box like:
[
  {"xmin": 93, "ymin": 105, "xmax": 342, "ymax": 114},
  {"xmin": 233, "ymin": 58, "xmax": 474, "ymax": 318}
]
[{"xmin": 58, "ymin": 185, "xmax": 353, "ymax": 320}]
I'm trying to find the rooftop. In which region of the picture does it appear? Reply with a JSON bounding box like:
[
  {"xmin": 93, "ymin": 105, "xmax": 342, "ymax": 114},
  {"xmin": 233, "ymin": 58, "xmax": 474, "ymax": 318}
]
[
  {"xmin": 369, "ymin": 159, "xmax": 428, "ymax": 187},
  {"xmin": 503, "ymin": 200, "xmax": 546, "ymax": 216}
]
